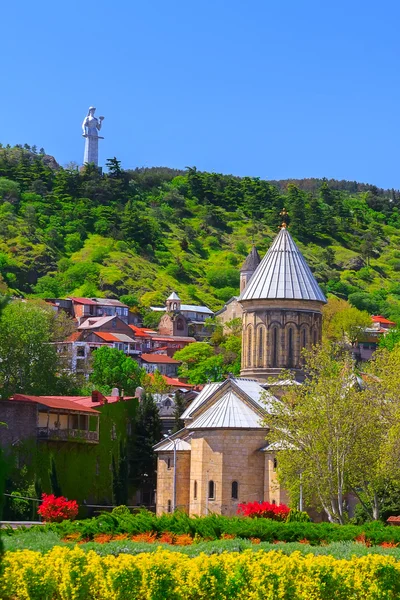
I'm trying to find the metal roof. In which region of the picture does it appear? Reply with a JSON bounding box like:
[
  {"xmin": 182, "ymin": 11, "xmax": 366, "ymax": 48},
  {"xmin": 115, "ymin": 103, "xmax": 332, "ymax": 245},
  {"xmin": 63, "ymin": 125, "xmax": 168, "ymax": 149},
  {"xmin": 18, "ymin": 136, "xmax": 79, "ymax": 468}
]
[
  {"xmin": 241, "ymin": 246, "xmax": 261, "ymax": 272},
  {"xmin": 154, "ymin": 438, "xmax": 191, "ymax": 452},
  {"xmin": 239, "ymin": 228, "xmax": 327, "ymax": 303},
  {"xmin": 167, "ymin": 292, "xmax": 181, "ymax": 300},
  {"xmin": 180, "ymin": 381, "xmax": 223, "ymax": 419},
  {"xmin": 180, "ymin": 304, "xmax": 214, "ymax": 314},
  {"xmin": 187, "ymin": 390, "xmax": 264, "ymax": 429}
]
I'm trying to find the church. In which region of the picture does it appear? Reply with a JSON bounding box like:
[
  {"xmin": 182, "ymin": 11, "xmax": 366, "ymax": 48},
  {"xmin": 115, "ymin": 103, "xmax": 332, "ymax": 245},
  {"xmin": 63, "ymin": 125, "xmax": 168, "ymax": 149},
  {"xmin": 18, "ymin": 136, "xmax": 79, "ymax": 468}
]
[{"xmin": 154, "ymin": 224, "xmax": 327, "ymax": 515}]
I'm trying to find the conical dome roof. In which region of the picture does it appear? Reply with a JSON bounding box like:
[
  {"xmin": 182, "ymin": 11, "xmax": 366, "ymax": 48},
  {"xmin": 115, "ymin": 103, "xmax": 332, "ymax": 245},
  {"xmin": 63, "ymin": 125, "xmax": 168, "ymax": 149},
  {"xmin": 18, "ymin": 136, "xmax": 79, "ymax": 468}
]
[
  {"xmin": 239, "ymin": 228, "xmax": 326, "ymax": 302},
  {"xmin": 241, "ymin": 246, "xmax": 261, "ymax": 272}
]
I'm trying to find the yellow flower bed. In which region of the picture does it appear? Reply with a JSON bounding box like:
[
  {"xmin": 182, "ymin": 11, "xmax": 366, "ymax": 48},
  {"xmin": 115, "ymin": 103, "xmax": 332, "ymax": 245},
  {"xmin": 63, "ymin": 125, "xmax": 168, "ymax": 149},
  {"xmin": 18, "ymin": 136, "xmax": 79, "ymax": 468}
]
[{"xmin": 2, "ymin": 546, "xmax": 400, "ymax": 599}]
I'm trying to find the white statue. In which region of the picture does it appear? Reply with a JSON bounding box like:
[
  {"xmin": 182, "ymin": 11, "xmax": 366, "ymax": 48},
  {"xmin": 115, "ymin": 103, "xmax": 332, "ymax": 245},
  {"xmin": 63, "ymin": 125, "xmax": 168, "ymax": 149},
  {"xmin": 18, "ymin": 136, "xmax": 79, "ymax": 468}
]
[{"xmin": 82, "ymin": 106, "xmax": 104, "ymax": 166}]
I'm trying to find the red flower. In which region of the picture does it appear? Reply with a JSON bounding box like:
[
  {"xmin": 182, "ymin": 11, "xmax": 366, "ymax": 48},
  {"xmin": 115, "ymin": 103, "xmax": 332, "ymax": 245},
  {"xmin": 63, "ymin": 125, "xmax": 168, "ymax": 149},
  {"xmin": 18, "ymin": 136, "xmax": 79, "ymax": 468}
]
[
  {"xmin": 237, "ymin": 501, "xmax": 290, "ymax": 521},
  {"xmin": 38, "ymin": 493, "xmax": 79, "ymax": 523}
]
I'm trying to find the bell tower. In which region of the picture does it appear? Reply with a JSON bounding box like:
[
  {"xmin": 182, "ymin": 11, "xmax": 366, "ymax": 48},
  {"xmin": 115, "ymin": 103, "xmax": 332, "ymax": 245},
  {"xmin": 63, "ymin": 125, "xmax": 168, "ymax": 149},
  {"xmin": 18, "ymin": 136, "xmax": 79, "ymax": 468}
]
[
  {"xmin": 240, "ymin": 246, "xmax": 261, "ymax": 293},
  {"xmin": 166, "ymin": 291, "xmax": 181, "ymax": 312}
]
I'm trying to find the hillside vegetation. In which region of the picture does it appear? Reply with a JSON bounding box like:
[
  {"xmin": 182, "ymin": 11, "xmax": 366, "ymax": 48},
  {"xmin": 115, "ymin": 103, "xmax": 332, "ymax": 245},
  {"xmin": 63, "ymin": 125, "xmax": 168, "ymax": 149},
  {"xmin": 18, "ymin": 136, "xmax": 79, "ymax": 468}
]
[{"xmin": 1, "ymin": 145, "xmax": 400, "ymax": 322}]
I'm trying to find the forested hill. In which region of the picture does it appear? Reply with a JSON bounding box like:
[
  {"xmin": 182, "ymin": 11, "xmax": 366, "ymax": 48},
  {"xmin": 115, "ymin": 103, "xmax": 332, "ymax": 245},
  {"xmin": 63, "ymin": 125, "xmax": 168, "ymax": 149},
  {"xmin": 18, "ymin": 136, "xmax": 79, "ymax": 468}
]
[{"xmin": 1, "ymin": 145, "xmax": 400, "ymax": 324}]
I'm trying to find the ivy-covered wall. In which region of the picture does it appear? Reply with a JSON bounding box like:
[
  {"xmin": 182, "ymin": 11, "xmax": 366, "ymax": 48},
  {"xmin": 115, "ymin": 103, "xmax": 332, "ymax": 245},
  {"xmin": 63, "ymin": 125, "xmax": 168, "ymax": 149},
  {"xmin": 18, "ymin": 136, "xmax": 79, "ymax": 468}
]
[{"xmin": 4, "ymin": 398, "xmax": 138, "ymax": 517}]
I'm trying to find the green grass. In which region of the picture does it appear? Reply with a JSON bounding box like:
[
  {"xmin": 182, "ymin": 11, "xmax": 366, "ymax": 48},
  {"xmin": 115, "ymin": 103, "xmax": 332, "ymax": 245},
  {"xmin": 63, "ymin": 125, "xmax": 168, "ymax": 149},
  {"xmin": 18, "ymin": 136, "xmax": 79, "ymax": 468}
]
[{"xmin": 4, "ymin": 530, "xmax": 400, "ymax": 560}]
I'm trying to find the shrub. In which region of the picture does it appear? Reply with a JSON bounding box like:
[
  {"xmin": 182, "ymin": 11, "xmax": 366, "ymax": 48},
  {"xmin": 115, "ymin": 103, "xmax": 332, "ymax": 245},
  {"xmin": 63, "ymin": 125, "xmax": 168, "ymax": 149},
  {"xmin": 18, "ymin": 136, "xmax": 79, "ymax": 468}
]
[
  {"xmin": 37, "ymin": 494, "xmax": 78, "ymax": 523},
  {"xmin": 3, "ymin": 546, "xmax": 400, "ymax": 599},
  {"xmin": 238, "ymin": 501, "xmax": 290, "ymax": 521},
  {"xmin": 286, "ymin": 509, "xmax": 311, "ymax": 523}
]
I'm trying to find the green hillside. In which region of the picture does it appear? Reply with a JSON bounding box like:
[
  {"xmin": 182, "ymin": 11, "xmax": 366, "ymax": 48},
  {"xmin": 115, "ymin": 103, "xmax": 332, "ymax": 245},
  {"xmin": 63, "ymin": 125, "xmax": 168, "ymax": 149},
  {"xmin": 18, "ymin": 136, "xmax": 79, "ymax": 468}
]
[{"xmin": 1, "ymin": 145, "xmax": 400, "ymax": 323}]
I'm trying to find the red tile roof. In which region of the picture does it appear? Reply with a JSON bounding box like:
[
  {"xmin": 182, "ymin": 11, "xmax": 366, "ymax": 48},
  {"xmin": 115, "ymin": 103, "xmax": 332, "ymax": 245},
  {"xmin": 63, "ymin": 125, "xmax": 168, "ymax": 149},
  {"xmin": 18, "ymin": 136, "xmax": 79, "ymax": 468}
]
[
  {"xmin": 371, "ymin": 315, "xmax": 396, "ymax": 325},
  {"xmin": 94, "ymin": 332, "xmax": 119, "ymax": 342},
  {"xmin": 151, "ymin": 336, "xmax": 195, "ymax": 343},
  {"xmin": 141, "ymin": 354, "xmax": 181, "ymax": 364},
  {"xmin": 129, "ymin": 325, "xmax": 157, "ymax": 337},
  {"xmin": 12, "ymin": 395, "xmax": 99, "ymax": 414},
  {"xmin": 68, "ymin": 395, "xmax": 134, "ymax": 408},
  {"xmin": 65, "ymin": 331, "xmax": 83, "ymax": 342},
  {"xmin": 69, "ymin": 297, "xmax": 98, "ymax": 305},
  {"xmin": 156, "ymin": 375, "xmax": 194, "ymax": 389}
]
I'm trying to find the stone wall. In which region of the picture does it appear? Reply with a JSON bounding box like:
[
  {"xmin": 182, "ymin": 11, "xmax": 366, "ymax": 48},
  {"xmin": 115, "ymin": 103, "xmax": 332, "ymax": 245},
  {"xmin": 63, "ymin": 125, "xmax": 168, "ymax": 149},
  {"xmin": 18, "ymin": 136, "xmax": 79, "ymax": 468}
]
[
  {"xmin": 156, "ymin": 450, "xmax": 191, "ymax": 515},
  {"xmin": 0, "ymin": 401, "xmax": 37, "ymax": 448}
]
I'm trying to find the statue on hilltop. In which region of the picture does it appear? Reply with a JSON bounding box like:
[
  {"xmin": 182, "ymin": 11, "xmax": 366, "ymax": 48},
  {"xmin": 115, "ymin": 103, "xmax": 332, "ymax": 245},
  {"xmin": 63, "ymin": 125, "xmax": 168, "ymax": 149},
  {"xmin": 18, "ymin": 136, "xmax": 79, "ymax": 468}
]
[{"xmin": 82, "ymin": 106, "xmax": 104, "ymax": 167}]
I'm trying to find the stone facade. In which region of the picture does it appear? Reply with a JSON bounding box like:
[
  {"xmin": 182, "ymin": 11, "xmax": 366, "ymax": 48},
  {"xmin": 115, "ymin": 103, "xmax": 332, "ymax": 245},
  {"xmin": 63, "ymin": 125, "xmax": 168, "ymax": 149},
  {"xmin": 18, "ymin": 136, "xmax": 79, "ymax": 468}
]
[
  {"xmin": 158, "ymin": 312, "xmax": 189, "ymax": 337},
  {"xmin": 156, "ymin": 450, "xmax": 191, "ymax": 513},
  {"xmin": 240, "ymin": 299, "xmax": 323, "ymax": 381}
]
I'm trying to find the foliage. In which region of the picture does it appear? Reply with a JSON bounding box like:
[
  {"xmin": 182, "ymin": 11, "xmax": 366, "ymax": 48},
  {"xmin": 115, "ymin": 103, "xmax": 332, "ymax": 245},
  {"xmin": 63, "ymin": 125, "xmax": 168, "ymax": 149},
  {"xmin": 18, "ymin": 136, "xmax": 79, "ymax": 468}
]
[
  {"xmin": 37, "ymin": 494, "xmax": 78, "ymax": 523},
  {"xmin": 237, "ymin": 501, "xmax": 290, "ymax": 520},
  {"xmin": 378, "ymin": 327, "xmax": 400, "ymax": 351},
  {"xmin": 1, "ymin": 147, "xmax": 400, "ymax": 321},
  {"xmin": 286, "ymin": 509, "xmax": 311, "ymax": 523},
  {"xmin": 0, "ymin": 300, "xmax": 78, "ymax": 398},
  {"xmin": 90, "ymin": 346, "xmax": 145, "ymax": 395},
  {"xmin": 322, "ymin": 296, "xmax": 371, "ymax": 344},
  {"xmin": 4, "ymin": 545, "xmax": 400, "ymax": 599}
]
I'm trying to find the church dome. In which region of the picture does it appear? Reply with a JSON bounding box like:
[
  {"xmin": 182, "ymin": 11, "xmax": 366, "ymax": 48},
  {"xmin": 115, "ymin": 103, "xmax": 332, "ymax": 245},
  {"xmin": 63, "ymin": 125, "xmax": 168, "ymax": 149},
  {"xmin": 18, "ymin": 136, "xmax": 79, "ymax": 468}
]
[{"xmin": 239, "ymin": 228, "xmax": 326, "ymax": 303}]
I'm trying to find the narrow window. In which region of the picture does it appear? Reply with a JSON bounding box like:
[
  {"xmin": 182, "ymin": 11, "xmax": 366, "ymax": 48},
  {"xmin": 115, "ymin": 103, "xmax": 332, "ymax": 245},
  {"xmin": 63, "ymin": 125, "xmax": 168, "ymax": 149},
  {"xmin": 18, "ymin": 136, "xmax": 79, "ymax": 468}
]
[
  {"xmin": 208, "ymin": 480, "xmax": 215, "ymax": 500},
  {"xmin": 302, "ymin": 328, "xmax": 307, "ymax": 349},
  {"xmin": 167, "ymin": 499, "xmax": 172, "ymax": 513},
  {"xmin": 272, "ymin": 328, "xmax": 278, "ymax": 367},
  {"xmin": 273, "ymin": 457, "xmax": 278, "ymax": 471},
  {"xmin": 272, "ymin": 499, "xmax": 276, "ymax": 505},
  {"xmin": 313, "ymin": 329, "xmax": 317, "ymax": 345},
  {"xmin": 194, "ymin": 480, "xmax": 197, "ymax": 500},
  {"xmin": 258, "ymin": 328, "xmax": 263, "ymax": 364},
  {"xmin": 231, "ymin": 481, "xmax": 238, "ymax": 500},
  {"xmin": 167, "ymin": 457, "xmax": 171, "ymax": 470},
  {"xmin": 247, "ymin": 328, "xmax": 252, "ymax": 367},
  {"xmin": 288, "ymin": 328, "xmax": 293, "ymax": 367}
]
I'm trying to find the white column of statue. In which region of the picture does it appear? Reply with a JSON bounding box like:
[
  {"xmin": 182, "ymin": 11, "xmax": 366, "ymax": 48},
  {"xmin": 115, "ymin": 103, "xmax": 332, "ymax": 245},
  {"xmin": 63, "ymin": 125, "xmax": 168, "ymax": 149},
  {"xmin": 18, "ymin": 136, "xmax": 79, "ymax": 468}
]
[{"xmin": 82, "ymin": 106, "xmax": 104, "ymax": 166}]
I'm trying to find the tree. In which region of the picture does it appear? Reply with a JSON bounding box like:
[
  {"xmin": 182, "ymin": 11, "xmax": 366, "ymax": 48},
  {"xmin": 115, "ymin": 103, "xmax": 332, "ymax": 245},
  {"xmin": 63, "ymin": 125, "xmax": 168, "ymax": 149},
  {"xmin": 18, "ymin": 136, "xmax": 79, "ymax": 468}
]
[
  {"xmin": 174, "ymin": 343, "xmax": 214, "ymax": 383},
  {"xmin": 49, "ymin": 456, "xmax": 62, "ymax": 497},
  {"xmin": 172, "ymin": 391, "xmax": 187, "ymax": 433},
  {"xmin": 90, "ymin": 346, "xmax": 144, "ymax": 395},
  {"xmin": 263, "ymin": 345, "xmax": 373, "ymax": 524},
  {"xmin": 130, "ymin": 393, "xmax": 162, "ymax": 495},
  {"xmin": 0, "ymin": 300, "xmax": 68, "ymax": 398},
  {"xmin": 378, "ymin": 328, "xmax": 400, "ymax": 351},
  {"xmin": 322, "ymin": 297, "xmax": 371, "ymax": 345}
]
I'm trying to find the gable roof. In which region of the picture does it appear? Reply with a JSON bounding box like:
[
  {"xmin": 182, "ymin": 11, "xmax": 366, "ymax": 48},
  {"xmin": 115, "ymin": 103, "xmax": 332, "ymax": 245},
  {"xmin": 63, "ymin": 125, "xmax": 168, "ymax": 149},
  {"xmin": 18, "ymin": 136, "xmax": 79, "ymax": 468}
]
[
  {"xmin": 69, "ymin": 297, "xmax": 128, "ymax": 308},
  {"xmin": 141, "ymin": 354, "xmax": 181, "ymax": 364},
  {"xmin": 239, "ymin": 227, "xmax": 326, "ymax": 303},
  {"xmin": 78, "ymin": 315, "xmax": 118, "ymax": 330},
  {"xmin": 12, "ymin": 394, "xmax": 99, "ymax": 414},
  {"xmin": 241, "ymin": 245, "xmax": 261, "ymax": 272},
  {"xmin": 129, "ymin": 325, "xmax": 158, "ymax": 337},
  {"xmin": 187, "ymin": 389, "xmax": 264, "ymax": 429}
]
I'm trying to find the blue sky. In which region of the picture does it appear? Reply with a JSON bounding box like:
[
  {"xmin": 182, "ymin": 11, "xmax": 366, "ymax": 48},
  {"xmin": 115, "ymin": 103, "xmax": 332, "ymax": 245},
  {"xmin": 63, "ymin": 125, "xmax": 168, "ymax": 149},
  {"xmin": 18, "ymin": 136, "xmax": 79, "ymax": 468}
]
[{"xmin": 2, "ymin": 1, "xmax": 400, "ymax": 187}]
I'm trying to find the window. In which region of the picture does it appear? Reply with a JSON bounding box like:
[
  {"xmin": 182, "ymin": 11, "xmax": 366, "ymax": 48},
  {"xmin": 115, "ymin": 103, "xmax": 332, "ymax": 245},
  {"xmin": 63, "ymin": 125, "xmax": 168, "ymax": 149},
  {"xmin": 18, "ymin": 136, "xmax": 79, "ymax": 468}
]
[
  {"xmin": 247, "ymin": 328, "xmax": 252, "ymax": 367},
  {"xmin": 258, "ymin": 328, "xmax": 263, "ymax": 364},
  {"xmin": 272, "ymin": 499, "xmax": 276, "ymax": 505},
  {"xmin": 273, "ymin": 457, "xmax": 278, "ymax": 471},
  {"xmin": 112, "ymin": 319, "xmax": 117, "ymax": 328},
  {"xmin": 313, "ymin": 329, "xmax": 317, "ymax": 345},
  {"xmin": 167, "ymin": 457, "xmax": 171, "ymax": 470},
  {"xmin": 288, "ymin": 328, "xmax": 294, "ymax": 367},
  {"xmin": 177, "ymin": 319, "xmax": 184, "ymax": 330},
  {"xmin": 208, "ymin": 480, "xmax": 215, "ymax": 500},
  {"xmin": 76, "ymin": 346, "xmax": 85, "ymax": 358},
  {"xmin": 71, "ymin": 414, "xmax": 89, "ymax": 431},
  {"xmin": 167, "ymin": 499, "xmax": 172, "ymax": 513},
  {"xmin": 231, "ymin": 481, "xmax": 238, "ymax": 500},
  {"xmin": 302, "ymin": 328, "xmax": 307, "ymax": 349},
  {"xmin": 194, "ymin": 480, "xmax": 197, "ymax": 500},
  {"xmin": 272, "ymin": 327, "xmax": 278, "ymax": 367}
]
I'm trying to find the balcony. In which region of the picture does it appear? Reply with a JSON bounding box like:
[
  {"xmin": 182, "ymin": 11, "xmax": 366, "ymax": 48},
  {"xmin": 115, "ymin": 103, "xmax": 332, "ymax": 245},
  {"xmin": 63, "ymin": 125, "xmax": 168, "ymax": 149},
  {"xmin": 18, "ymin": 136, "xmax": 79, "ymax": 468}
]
[{"xmin": 37, "ymin": 427, "xmax": 99, "ymax": 443}]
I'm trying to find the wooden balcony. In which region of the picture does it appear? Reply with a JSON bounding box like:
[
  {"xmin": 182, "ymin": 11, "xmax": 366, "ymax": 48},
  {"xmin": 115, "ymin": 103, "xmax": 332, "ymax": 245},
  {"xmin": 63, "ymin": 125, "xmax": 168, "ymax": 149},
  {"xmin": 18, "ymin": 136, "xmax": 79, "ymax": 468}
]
[{"xmin": 37, "ymin": 427, "xmax": 99, "ymax": 443}]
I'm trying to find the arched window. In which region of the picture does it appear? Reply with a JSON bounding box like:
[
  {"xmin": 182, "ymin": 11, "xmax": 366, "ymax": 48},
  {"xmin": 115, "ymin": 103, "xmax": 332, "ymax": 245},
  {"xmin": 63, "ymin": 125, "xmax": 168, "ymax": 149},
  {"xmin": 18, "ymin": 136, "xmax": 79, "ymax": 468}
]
[
  {"xmin": 247, "ymin": 328, "xmax": 252, "ymax": 367},
  {"xmin": 302, "ymin": 328, "xmax": 307, "ymax": 349},
  {"xmin": 272, "ymin": 327, "xmax": 278, "ymax": 367},
  {"xmin": 173, "ymin": 302, "xmax": 177, "ymax": 310},
  {"xmin": 194, "ymin": 480, "xmax": 197, "ymax": 500},
  {"xmin": 258, "ymin": 328, "xmax": 263, "ymax": 365},
  {"xmin": 231, "ymin": 481, "xmax": 238, "ymax": 500},
  {"xmin": 273, "ymin": 457, "xmax": 278, "ymax": 471},
  {"xmin": 177, "ymin": 319, "xmax": 184, "ymax": 330},
  {"xmin": 208, "ymin": 480, "xmax": 215, "ymax": 500},
  {"xmin": 288, "ymin": 328, "xmax": 294, "ymax": 367},
  {"xmin": 167, "ymin": 457, "xmax": 171, "ymax": 470},
  {"xmin": 167, "ymin": 499, "xmax": 172, "ymax": 513}
]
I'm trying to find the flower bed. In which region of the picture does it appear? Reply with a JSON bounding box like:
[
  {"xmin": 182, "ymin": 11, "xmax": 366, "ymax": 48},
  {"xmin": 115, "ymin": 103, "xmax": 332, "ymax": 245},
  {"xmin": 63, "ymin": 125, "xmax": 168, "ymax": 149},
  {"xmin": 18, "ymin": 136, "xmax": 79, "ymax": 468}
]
[
  {"xmin": 3, "ymin": 546, "xmax": 400, "ymax": 599},
  {"xmin": 10, "ymin": 510, "xmax": 400, "ymax": 547}
]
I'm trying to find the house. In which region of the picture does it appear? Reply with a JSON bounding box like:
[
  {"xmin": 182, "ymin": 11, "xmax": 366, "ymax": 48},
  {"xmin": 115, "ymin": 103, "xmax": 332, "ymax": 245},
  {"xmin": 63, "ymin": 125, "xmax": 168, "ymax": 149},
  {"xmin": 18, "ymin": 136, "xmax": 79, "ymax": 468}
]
[
  {"xmin": 151, "ymin": 293, "xmax": 214, "ymax": 340},
  {"xmin": 154, "ymin": 224, "xmax": 327, "ymax": 516},
  {"xmin": 353, "ymin": 315, "xmax": 397, "ymax": 361},
  {"xmin": 0, "ymin": 391, "xmax": 146, "ymax": 514},
  {"xmin": 128, "ymin": 325, "xmax": 195, "ymax": 356},
  {"xmin": 45, "ymin": 297, "xmax": 136, "ymax": 325},
  {"xmin": 140, "ymin": 353, "xmax": 181, "ymax": 377}
]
